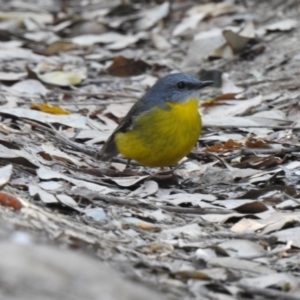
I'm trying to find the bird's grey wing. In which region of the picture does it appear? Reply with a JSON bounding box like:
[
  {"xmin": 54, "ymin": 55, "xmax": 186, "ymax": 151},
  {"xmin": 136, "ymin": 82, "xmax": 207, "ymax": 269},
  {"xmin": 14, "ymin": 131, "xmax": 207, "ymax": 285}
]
[{"xmin": 98, "ymin": 100, "xmax": 148, "ymax": 161}]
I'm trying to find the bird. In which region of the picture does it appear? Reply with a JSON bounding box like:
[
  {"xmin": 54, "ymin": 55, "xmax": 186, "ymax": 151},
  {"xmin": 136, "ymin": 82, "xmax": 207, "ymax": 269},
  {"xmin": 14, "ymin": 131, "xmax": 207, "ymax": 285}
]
[{"xmin": 98, "ymin": 73, "xmax": 213, "ymax": 167}]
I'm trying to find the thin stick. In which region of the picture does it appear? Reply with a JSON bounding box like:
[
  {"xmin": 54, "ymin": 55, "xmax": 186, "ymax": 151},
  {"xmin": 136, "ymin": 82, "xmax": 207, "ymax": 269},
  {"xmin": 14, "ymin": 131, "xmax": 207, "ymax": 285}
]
[
  {"xmin": 202, "ymin": 124, "xmax": 299, "ymax": 130},
  {"xmin": 95, "ymin": 194, "xmax": 235, "ymax": 215},
  {"xmin": 56, "ymin": 88, "xmax": 140, "ymax": 99},
  {"xmin": 159, "ymin": 206, "xmax": 234, "ymax": 215},
  {"xmin": 282, "ymin": 192, "xmax": 300, "ymax": 206},
  {"xmin": 208, "ymin": 231, "xmax": 271, "ymax": 241}
]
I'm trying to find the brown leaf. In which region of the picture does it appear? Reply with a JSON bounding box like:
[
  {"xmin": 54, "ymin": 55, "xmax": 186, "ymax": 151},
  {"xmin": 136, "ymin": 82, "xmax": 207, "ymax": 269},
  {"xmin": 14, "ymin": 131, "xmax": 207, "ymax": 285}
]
[
  {"xmin": 206, "ymin": 139, "xmax": 242, "ymax": 152},
  {"xmin": 44, "ymin": 41, "xmax": 80, "ymax": 55},
  {"xmin": 174, "ymin": 270, "xmax": 211, "ymax": 280},
  {"xmin": 245, "ymin": 139, "xmax": 268, "ymax": 148},
  {"xmin": 234, "ymin": 201, "xmax": 268, "ymax": 214},
  {"xmin": 0, "ymin": 192, "xmax": 22, "ymax": 210},
  {"xmin": 206, "ymin": 142, "xmax": 224, "ymax": 152},
  {"xmin": 123, "ymin": 217, "xmax": 159, "ymax": 231},
  {"xmin": 107, "ymin": 56, "xmax": 151, "ymax": 77}
]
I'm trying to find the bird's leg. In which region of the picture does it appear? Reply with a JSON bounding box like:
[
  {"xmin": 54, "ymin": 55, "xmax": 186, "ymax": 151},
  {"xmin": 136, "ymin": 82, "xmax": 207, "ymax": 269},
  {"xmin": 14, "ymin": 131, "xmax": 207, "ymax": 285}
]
[
  {"xmin": 156, "ymin": 159, "xmax": 189, "ymax": 176},
  {"xmin": 125, "ymin": 159, "xmax": 132, "ymax": 169}
]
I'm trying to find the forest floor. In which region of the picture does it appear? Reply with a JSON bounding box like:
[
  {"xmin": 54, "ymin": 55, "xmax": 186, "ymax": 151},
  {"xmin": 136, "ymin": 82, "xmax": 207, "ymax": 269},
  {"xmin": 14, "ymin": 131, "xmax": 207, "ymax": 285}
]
[{"xmin": 0, "ymin": 0, "xmax": 300, "ymax": 299}]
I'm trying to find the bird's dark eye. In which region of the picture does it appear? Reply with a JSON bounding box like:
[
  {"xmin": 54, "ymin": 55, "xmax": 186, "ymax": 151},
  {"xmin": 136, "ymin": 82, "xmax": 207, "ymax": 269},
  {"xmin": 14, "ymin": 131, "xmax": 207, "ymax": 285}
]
[{"xmin": 177, "ymin": 81, "xmax": 185, "ymax": 89}]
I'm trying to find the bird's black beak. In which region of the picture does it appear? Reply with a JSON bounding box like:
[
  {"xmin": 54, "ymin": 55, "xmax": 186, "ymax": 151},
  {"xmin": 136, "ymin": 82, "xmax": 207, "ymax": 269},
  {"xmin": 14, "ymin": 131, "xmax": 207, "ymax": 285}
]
[{"xmin": 196, "ymin": 81, "xmax": 214, "ymax": 89}]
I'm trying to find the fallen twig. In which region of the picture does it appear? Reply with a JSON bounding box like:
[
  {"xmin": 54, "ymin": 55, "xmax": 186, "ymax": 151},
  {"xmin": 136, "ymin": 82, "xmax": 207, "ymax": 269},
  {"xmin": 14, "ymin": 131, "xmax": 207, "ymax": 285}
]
[
  {"xmin": 282, "ymin": 192, "xmax": 300, "ymax": 206},
  {"xmin": 202, "ymin": 124, "xmax": 300, "ymax": 130},
  {"xmin": 95, "ymin": 194, "xmax": 235, "ymax": 215},
  {"xmin": 208, "ymin": 231, "xmax": 272, "ymax": 241}
]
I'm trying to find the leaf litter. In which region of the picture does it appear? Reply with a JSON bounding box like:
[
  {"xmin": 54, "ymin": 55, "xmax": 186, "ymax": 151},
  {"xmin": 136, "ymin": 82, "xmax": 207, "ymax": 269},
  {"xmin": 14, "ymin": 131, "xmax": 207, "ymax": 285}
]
[{"xmin": 0, "ymin": 0, "xmax": 300, "ymax": 299}]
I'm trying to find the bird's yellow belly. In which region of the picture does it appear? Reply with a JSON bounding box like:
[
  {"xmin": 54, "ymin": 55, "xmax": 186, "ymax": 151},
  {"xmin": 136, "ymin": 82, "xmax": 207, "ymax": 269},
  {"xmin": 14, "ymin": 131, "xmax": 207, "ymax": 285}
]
[{"xmin": 114, "ymin": 98, "xmax": 201, "ymax": 167}]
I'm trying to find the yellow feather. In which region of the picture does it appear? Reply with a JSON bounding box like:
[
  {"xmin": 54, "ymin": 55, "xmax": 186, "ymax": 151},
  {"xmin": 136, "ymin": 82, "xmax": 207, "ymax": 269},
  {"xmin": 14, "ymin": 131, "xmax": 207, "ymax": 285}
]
[{"xmin": 114, "ymin": 98, "xmax": 201, "ymax": 167}]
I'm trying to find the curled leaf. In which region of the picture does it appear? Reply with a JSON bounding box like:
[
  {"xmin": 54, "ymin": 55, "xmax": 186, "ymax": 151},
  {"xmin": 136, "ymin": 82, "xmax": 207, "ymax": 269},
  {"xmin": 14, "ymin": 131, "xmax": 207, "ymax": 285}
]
[
  {"xmin": 206, "ymin": 139, "xmax": 242, "ymax": 152},
  {"xmin": 245, "ymin": 139, "xmax": 268, "ymax": 148}
]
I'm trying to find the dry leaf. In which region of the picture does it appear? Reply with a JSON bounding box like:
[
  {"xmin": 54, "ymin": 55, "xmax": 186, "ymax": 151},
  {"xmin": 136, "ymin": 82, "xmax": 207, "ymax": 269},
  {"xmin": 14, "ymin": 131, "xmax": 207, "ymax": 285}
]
[
  {"xmin": 135, "ymin": 2, "xmax": 170, "ymax": 30},
  {"xmin": 0, "ymin": 72, "xmax": 26, "ymax": 81},
  {"xmin": 41, "ymin": 144, "xmax": 83, "ymax": 166},
  {"xmin": 174, "ymin": 270, "xmax": 211, "ymax": 280},
  {"xmin": 39, "ymin": 181, "xmax": 63, "ymax": 191},
  {"xmin": 44, "ymin": 41, "xmax": 80, "ymax": 55},
  {"xmin": 217, "ymin": 239, "xmax": 265, "ymax": 258},
  {"xmin": 221, "ymin": 73, "xmax": 244, "ymax": 95},
  {"xmin": 172, "ymin": 13, "xmax": 205, "ymax": 36},
  {"xmin": 206, "ymin": 139, "xmax": 242, "ymax": 152},
  {"xmin": 0, "ymin": 40, "xmax": 23, "ymax": 49},
  {"xmin": 239, "ymin": 273, "xmax": 299, "ymax": 290},
  {"xmin": 38, "ymin": 71, "xmax": 83, "ymax": 86},
  {"xmin": 71, "ymin": 32, "xmax": 144, "ymax": 50},
  {"xmin": 129, "ymin": 181, "xmax": 159, "ymax": 197},
  {"xmin": 150, "ymin": 30, "xmax": 171, "ymax": 50},
  {"xmin": 266, "ymin": 19, "xmax": 297, "ymax": 32},
  {"xmin": 245, "ymin": 139, "xmax": 268, "ymax": 148},
  {"xmin": 107, "ymin": 56, "xmax": 151, "ymax": 77},
  {"xmin": 10, "ymin": 79, "xmax": 49, "ymax": 96},
  {"xmin": 67, "ymin": 20, "xmax": 107, "ymax": 37},
  {"xmin": 0, "ymin": 164, "xmax": 12, "ymax": 188},
  {"xmin": 109, "ymin": 176, "xmax": 149, "ymax": 187},
  {"xmin": 123, "ymin": 217, "xmax": 159, "ymax": 231},
  {"xmin": 37, "ymin": 167, "xmax": 113, "ymax": 194},
  {"xmin": 31, "ymin": 102, "xmax": 70, "ymax": 115},
  {"xmin": 0, "ymin": 11, "xmax": 52, "ymax": 24},
  {"xmin": 56, "ymin": 194, "xmax": 81, "ymax": 211},
  {"xmin": 202, "ymin": 95, "xmax": 263, "ymax": 119},
  {"xmin": 273, "ymin": 228, "xmax": 300, "ymax": 248},
  {"xmin": 0, "ymin": 191, "xmax": 23, "ymax": 210},
  {"xmin": 0, "ymin": 48, "xmax": 55, "ymax": 62},
  {"xmin": 0, "ymin": 108, "xmax": 88, "ymax": 128},
  {"xmin": 182, "ymin": 28, "xmax": 225, "ymax": 67},
  {"xmin": 84, "ymin": 208, "xmax": 108, "ymax": 221},
  {"xmin": 206, "ymin": 257, "xmax": 275, "ymax": 275},
  {"xmin": 0, "ymin": 144, "xmax": 40, "ymax": 168},
  {"xmin": 229, "ymin": 167, "xmax": 263, "ymax": 179},
  {"xmin": 187, "ymin": 2, "xmax": 245, "ymax": 18},
  {"xmin": 223, "ymin": 22, "xmax": 255, "ymax": 54},
  {"xmin": 24, "ymin": 31, "xmax": 59, "ymax": 44},
  {"xmin": 29, "ymin": 185, "xmax": 58, "ymax": 204}
]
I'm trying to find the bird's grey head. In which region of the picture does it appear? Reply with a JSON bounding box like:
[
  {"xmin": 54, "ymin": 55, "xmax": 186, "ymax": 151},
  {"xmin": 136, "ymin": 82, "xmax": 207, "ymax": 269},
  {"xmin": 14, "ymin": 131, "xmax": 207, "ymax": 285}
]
[{"xmin": 143, "ymin": 73, "xmax": 213, "ymax": 105}]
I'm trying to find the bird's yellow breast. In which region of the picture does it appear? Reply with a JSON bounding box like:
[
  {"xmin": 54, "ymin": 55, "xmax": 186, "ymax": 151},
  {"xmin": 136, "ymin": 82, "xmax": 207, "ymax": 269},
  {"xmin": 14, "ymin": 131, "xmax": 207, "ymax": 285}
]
[{"xmin": 114, "ymin": 98, "xmax": 201, "ymax": 167}]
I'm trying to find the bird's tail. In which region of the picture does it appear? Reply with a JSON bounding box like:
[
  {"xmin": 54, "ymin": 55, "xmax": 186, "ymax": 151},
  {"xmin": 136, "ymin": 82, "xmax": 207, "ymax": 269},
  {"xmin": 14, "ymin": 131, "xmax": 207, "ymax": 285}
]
[{"xmin": 97, "ymin": 135, "xmax": 119, "ymax": 161}]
